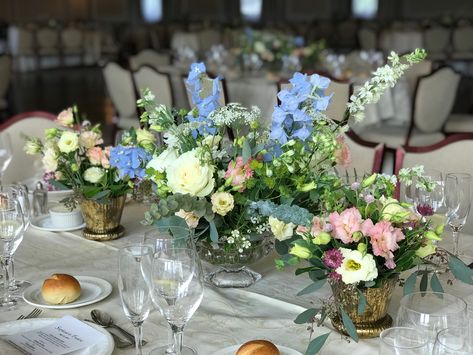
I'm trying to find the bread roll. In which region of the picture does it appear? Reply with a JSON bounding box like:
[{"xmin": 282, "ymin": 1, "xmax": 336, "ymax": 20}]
[
  {"xmin": 236, "ymin": 340, "xmax": 280, "ymax": 355},
  {"xmin": 41, "ymin": 274, "xmax": 81, "ymax": 304}
]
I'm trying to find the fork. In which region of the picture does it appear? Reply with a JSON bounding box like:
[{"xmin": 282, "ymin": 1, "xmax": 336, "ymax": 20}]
[{"xmin": 17, "ymin": 308, "xmax": 42, "ymax": 320}]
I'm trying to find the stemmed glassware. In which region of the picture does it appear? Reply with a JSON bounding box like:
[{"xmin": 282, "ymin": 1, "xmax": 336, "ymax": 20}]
[
  {"xmin": 0, "ymin": 133, "xmax": 12, "ymax": 184},
  {"xmin": 147, "ymin": 247, "xmax": 203, "ymax": 355},
  {"xmin": 444, "ymin": 173, "xmax": 471, "ymax": 256},
  {"xmin": 379, "ymin": 327, "xmax": 429, "ymax": 354},
  {"xmin": 412, "ymin": 170, "xmax": 444, "ymax": 219},
  {"xmin": 118, "ymin": 244, "xmax": 153, "ymax": 355},
  {"xmin": 432, "ymin": 327, "xmax": 471, "ymax": 354},
  {"xmin": 0, "ymin": 195, "xmax": 25, "ymax": 308}
]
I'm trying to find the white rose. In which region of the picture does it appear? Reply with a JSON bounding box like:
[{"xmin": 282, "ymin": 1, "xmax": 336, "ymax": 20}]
[
  {"xmin": 136, "ymin": 129, "xmax": 156, "ymax": 146},
  {"xmin": 83, "ymin": 167, "xmax": 105, "ymax": 184},
  {"xmin": 211, "ymin": 192, "xmax": 234, "ymax": 216},
  {"xmin": 166, "ymin": 149, "xmax": 215, "ymax": 197},
  {"xmin": 57, "ymin": 131, "xmax": 79, "ymax": 153},
  {"xmin": 42, "ymin": 148, "xmax": 58, "ymax": 171},
  {"xmin": 79, "ymin": 131, "xmax": 103, "ymax": 149},
  {"xmin": 147, "ymin": 149, "xmax": 178, "ymax": 173},
  {"xmin": 269, "ymin": 216, "xmax": 295, "ymax": 241},
  {"xmin": 175, "ymin": 209, "xmax": 200, "ymax": 228},
  {"xmin": 336, "ymin": 248, "xmax": 378, "ymax": 284}
]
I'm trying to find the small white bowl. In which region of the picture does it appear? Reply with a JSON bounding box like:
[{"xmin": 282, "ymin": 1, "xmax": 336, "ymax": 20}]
[{"xmin": 49, "ymin": 205, "xmax": 83, "ymax": 228}]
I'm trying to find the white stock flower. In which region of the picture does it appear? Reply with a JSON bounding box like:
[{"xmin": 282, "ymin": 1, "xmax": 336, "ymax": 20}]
[
  {"xmin": 211, "ymin": 192, "xmax": 234, "ymax": 216},
  {"xmin": 57, "ymin": 131, "xmax": 79, "ymax": 153},
  {"xmin": 336, "ymin": 248, "xmax": 378, "ymax": 284},
  {"xmin": 268, "ymin": 216, "xmax": 295, "ymax": 241},
  {"xmin": 166, "ymin": 149, "xmax": 215, "ymax": 197},
  {"xmin": 83, "ymin": 167, "xmax": 105, "ymax": 184},
  {"xmin": 42, "ymin": 148, "xmax": 58, "ymax": 171},
  {"xmin": 147, "ymin": 149, "xmax": 178, "ymax": 173}
]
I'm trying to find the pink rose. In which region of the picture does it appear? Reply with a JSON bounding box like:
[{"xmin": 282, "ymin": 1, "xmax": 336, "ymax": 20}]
[
  {"xmin": 79, "ymin": 131, "xmax": 103, "ymax": 149},
  {"xmin": 87, "ymin": 146, "xmax": 110, "ymax": 168},
  {"xmin": 335, "ymin": 136, "xmax": 352, "ymax": 168},
  {"xmin": 365, "ymin": 220, "xmax": 405, "ymax": 269},
  {"xmin": 224, "ymin": 156, "xmax": 254, "ymax": 191},
  {"xmin": 56, "ymin": 108, "xmax": 74, "ymax": 127},
  {"xmin": 329, "ymin": 207, "xmax": 363, "ymax": 244}
]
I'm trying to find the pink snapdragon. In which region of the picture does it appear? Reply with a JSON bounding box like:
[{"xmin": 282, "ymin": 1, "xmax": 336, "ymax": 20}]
[
  {"xmin": 365, "ymin": 220, "xmax": 405, "ymax": 269},
  {"xmin": 335, "ymin": 136, "xmax": 352, "ymax": 168},
  {"xmin": 224, "ymin": 156, "xmax": 254, "ymax": 191},
  {"xmin": 87, "ymin": 146, "xmax": 110, "ymax": 168},
  {"xmin": 329, "ymin": 207, "xmax": 363, "ymax": 244}
]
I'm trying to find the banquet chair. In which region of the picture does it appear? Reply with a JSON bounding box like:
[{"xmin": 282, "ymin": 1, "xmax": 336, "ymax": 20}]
[
  {"xmin": 358, "ymin": 27, "xmax": 377, "ymax": 50},
  {"xmin": 394, "ymin": 133, "xmax": 473, "ymax": 234},
  {"xmin": 129, "ymin": 49, "xmax": 171, "ymax": 71},
  {"xmin": 444, "ymin": 113, "xmax": 473, "ymax": 134},
  {"xmin": 0, "ymin": 111, "xmax": 59, "ymax": 185},
  {"xmin": 357, "ymin": 67, "xmax": 460, "ymax": 149},
  {"xmin": 8, "ymin": 26, "xmax": 36, "ymax": 71},
  {"xmin": 171, "ymin": 32, "xmax": 200, "ymax": 53},
  {"xmin": 403, "ymin": 60, "xmax": 432, "ymax": 99},
  {"xmin": 61, "ymin": 27, "xmax": 83, "ymax": 66},
  {"xmin": 423, "ymin": 26, "xmax": 450, "ymax": 61},
  {"xmin": 0, "ymin": 55, "xmax": 12, "ymax": 115},
  {"xmin": 102, "ymin": 62, "xmax": 139, "ymax": 130},
  {"xmin": 133, "ymin": 66, "xmax": 173, "ymax": 107},
  {"xmin": 452, "ymin": 26, "xmax": 473, "ymax": 60},
  {"xmin": 36, "ymin": 27, "xmax": 60, "ymax": 69},
  {"xmin": 197, "ymin": 29, "xmax": 221, "ymax": 52}
]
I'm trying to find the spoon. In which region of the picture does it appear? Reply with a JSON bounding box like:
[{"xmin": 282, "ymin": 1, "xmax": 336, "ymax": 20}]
[
  {"xmin": 84, "ymin": 319, "xmax": 133, "ymax": 349},
  {"xmin": 90, "ymin": 309, "xmax": 146, "ymax": 345}
]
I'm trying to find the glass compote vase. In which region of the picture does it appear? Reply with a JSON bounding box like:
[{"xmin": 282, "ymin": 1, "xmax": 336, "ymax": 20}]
[{"xmin": 196, "ymin": 233, "xmax": 274, "ymax": 288}]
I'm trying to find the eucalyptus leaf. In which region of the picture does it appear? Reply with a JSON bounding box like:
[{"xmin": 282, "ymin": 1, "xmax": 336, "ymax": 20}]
[
  {"xmin": 403, "ymin": 271, "xmax": 418, "ymax": 296},
  {"xmin": 209, "ymin": 220, "xmax": 219, "ymax": 242},
  {"xmin": 340, "ymin": 308, "xmax": 359, "ymax": 342},
  {"xmin": 297, "ymin": 279, "xmax": 326, "ymax": 296},
  {"xmin": 357, "ymin": 289, "xmax": 367, "ymax": 315},
  {"xmin": 242, "ymin": 139, "xmax": 251, "ymax": 163},
  {"xmin": 294, "ymin": 308, "xmax": 319, "ymax": 324},
  {"xmin": 430, "ymin": 272, "xmax": 444, "ymax": 293},
  {"xmin": 420, "ymin": 272, "xmax": 428, "ymax": 292},
  {"xmin": 305, "ymin": 332, "xmax": 331, "ymax": 355},
  {"xmin": 448, "ymin": 255, "xmax": 473, "ymax": 285}
]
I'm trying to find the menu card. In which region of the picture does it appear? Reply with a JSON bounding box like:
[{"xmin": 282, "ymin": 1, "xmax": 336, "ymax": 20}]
[{"xmin": 3, "ymin": 316, "xmax": 106, "ymax": 355}]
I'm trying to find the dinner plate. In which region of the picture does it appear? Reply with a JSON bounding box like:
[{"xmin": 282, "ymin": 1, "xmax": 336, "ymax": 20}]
[
  {"xmin": 30, "ymin": 214, "xmax": 86, "ymax": 232},
  {"xmin": 0, "ymin": 318, "xmax": 114, "ymax": 355},
  {"xmin": 212, "ymin": 344, "xmax": 302, "ymax": 355},
  {"xmin": 23, "ymin": 276, "xmax": 112, "ymax": 309}
]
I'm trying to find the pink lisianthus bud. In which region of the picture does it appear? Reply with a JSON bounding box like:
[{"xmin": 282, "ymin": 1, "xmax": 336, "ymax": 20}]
[
  {"xmin": 224, "ymin": 156, "xmax": 254, "ymax": 192},
  {"xmin": 335, "ymin": 136, "xmax": 352, "ymax": 168}
]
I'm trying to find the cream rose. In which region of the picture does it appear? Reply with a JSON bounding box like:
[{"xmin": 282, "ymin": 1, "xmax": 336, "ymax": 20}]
[
  {"xmin": 57, "ymin": 131, "xmax": 79, "ymax": 153},
  {"xmin": 83, "ymin": 167, "xmax": 104, "ymax": 184},
  {"xmin": 56, "ymin": 108, "xmax": 74, "ymax": 127},
  {"xmin": 269, "ymin": 216, "xmax": 295, "ymax": 241},
  {"xmin": 79, "ymin": 131, "xmax": 103, "ymax": 149},
  {"xmin": 175, "ymin": 209, "xmax": 200, "ymax": 228},
  {"xmin": 42, "ymin": 148, "xmax": 58, "ymax": 171},
  {"xmin": 136, "ymin": 129, "xmax": 156, "ymax": 146},
  {"xmin": 336, "ymin": 248, "xmax": 378, "ymax": 284},
  {"xmin": 147, "ymin": 149, "xmax": 178, "ymax": 173},
  {"xmin": 166, "ymin": 150, "xmax": 215, "ymax": 197},
  {"xmin": 211, "ymin": 192, "xmax": 234, "ymax": 216}
]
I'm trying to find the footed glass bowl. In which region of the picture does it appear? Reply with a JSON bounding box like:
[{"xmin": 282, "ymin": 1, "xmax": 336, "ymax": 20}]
[{"xmin": 196, "ymin": 237, "xmax": 274, "ymax": 288}]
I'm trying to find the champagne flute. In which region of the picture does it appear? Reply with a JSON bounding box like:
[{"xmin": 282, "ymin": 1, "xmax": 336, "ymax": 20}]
[
  {"xmin": 0, "ymin": 196, "xmax": 25, "ymax": 308},
  {"xmin": 444, "ymin": 173, "xmax": 471, "ymax": 256},
  {"xmin": 118, "ymin": 244, "xmax": 153, "ymax": 355},
  {"xmin": 432, "ymin": 328, "xmax": 471, "ymax": 354},
  {"xmin": 148, "ymin": 248, "xmax": 203, "ymax": 355},
  {"xmin": 0, "ymin": 133, "xmax": 12, "ymax": 184}
]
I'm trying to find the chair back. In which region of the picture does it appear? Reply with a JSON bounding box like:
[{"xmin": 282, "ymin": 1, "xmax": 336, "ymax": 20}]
[
  {"xmin": 61, "ymin": 27, "xmax": 83, "ymax": 53},
  {"xmin": 102, "ymin": 62, "xmax": 137, "ymax": 119},
  {"xmin": 133, "ymin": 66, "xmax": 173, "ymax": 107},
  {"xmin": 0, "ymin": 112, "xmax": 59, "ymax": 184},
  {"xmin": 36, "ymin": 28, "xmax": 59, "ymax": 55},
  {"xmin": 0, "ymin": 55, "xmax": 11, "ymax": 102},
  {"xmin": 129, "ymin": 49, "xmax": 170, "ymax": 71},
  {"xmin": 424, "ymin": 27, "xmax": 450, "ymax": 54},
  {"xmin": 413, "ymin": 67, "xmax": 460, "ymax": 133},
  {"xmin": 171, "ymin": 32, "xmax": 200, "ymax": 53},
  {"xmin": 395, "ymin": 134, "xmax": 473, "ymax": 234},
  {"xmin": 453, "ymin": 26, "xmax": 473, "ymax": 52},
  {"xmin": 403, "ymin": 60, "xmax": 432, "ymax": 99},
  {"xmin": 358, "ymin": 27, "xmax": 377, "ymax": 50}
]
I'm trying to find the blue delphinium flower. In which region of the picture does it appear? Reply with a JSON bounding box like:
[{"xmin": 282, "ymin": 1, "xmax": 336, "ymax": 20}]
[
  {"xmin": 109, "ymin": 145, "xmax": 152, "ymax": 179},
  {"xmin": 185, "ymin": 62, "xmax": 222, "ymax": 136},
  {"xmin": 293, "ymin": 36, "xmax": 305, "ymax": 47},
  {"xmin": 269, "ymin": 72, "xmax": 333, "ymax": 147}
]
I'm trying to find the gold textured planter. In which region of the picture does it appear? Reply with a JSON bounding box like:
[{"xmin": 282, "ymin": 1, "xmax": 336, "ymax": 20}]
[
  {"xmin": 330, "ymin": 277, "xmax": 398, "ymax": 338},
  {"xmin": 79, "ymin": 195, "xmax": 126, "ymax": 241}
]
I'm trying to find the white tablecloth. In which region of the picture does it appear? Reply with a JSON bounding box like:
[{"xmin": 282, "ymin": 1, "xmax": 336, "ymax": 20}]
[{"xmin": 3, "ymin": 202, "xmax": 473, "ymax": 354}]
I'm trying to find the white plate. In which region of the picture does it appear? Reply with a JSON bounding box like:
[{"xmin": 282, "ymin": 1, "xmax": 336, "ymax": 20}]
[
  {"xmin": 23, "ymin": 276, "xmax": 112, "ymax": 309},
  {"xmin": 0, "ymin": 318, "xmax": 114, "ymax": 355},
  {"xmin": 212, "ymin": 344, "xmax": 302, "ymax": 355},
  {"xmin": 30, "ymin": 214, "xmax": 86, "ymax": 232}
]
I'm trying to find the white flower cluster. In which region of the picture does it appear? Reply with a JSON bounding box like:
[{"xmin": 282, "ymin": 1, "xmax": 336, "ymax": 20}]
[
  {"xmin": 226, "ymin": 230, "xmax": 252, "ymax": 253},
  {"xmin": 208, "ymin": 103, "xmax": 261, "ymax": 127}
]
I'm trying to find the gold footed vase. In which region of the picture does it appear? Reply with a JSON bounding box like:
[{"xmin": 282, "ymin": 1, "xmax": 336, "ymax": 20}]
[
  {"xmin": 330, "ymin": 277, "xmax": 397, "ymax": 338},
  {"xmin": 79, "ymin": 196, "xmax": 126, "ymax": 241}
]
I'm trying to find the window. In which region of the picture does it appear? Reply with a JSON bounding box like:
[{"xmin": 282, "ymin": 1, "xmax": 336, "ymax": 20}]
[
  {"xmin": 240, "ymin": 0, "xmax": 263, "ymax": 22},
  {"xmin": 352, "ymin": 0, "xmax": 378, "ymax": 19},
  {"xmin": 141, "ymin": 0, "xmax": 163, "ymax": 23}
]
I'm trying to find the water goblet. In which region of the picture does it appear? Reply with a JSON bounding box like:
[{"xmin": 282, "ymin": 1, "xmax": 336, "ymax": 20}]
[
  {"xmin": 118, "ymin": 244, "xmax": 154, "ymax": 355},
  {"xmin": 444, "ymin": 173, "xmax": 471, "ymax": 256},
  {"xmin": 0, "ymin": 197, "xmax": 25, "ymax": 309},
  {"xmin": 379, "ymin": 327, "xmax": 429, "ymax": 354},
  {"xmin": 432, "ymin": 327, "xmax": 471, "ymax": 354},
  {"xmin": 148, "ymin": 248, "xmax": 203, "ymax": 355},
  {"xmin": 0, "ymin": 133, "xmax": 12, "ymax": 184}
]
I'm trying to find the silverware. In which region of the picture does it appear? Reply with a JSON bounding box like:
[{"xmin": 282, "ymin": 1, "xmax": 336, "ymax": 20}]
[
  {"xmin": 90, "ymin": 309, "xmax": 147, "ymax": 345},
  {"xmin": 17, "ymin": 308, "xmax": 42, "ymax": 320},
  {"xmin": 84, "ymin": 319, "xmax": 133, "ymax": 349}
]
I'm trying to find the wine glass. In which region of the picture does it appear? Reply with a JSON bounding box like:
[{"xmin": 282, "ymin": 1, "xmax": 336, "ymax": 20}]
[
  {"xmin": 379, "ymin": 327, "xmax": 429, "ymax": 354},
  {"xmin": 118, "ymin": 244, "xmax": 153, "ymax": 355},
  {"xmin": 432, "ymin": 328, "xmax": 471, "ymax": 354},
  {"xmin": 396, "ymin": 292, "xmax": 468, "ymax": 349},
  {"xmin": 148, "ymin": 248, "xmax": 203, "ymax": 355},
  {"xmin": 144, "ymin": 226, "xmax": 196, "ymax": 355},
  {"xmin": 0, "ymin": 133, "xmax": 12, "ymax": 184},
  {"xmin": 412, "ymin": 170, "xmax": 444, "ymax": 218},
  {"xmin": 0, "ymin": 185, "xmax": 31, "ymax": 293},
  {"xmin": 444, "ymin": 173, "xmax": 471, "ymax": 256},
  {"xmin": 0, "ymin": 196, "xmax": 25, "ymax": 308}
]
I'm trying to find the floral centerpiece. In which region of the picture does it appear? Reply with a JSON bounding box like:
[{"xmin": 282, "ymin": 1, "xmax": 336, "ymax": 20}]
[{"xmin": 24, "ymin": 106, "xmax": 143, "ymax": 240}]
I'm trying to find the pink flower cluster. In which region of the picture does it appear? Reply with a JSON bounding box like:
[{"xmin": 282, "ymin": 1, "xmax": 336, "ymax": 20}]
[
  {"xmin": 296, "ymin": 216, "xmax": 331, "ymax": 237},
  {"xmin": 224, "ymin": 156, "xmax": 254, "ymax": 191},
  {"xmin": 87, "ymin": 146, "xmax": 111, "ymax": 168}
]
